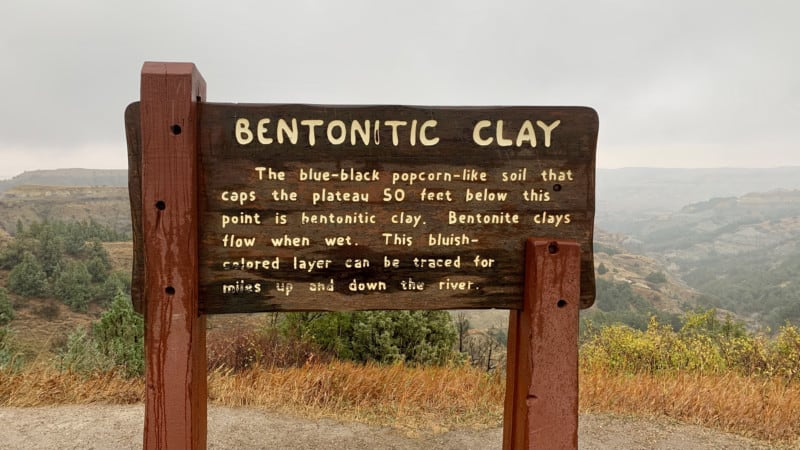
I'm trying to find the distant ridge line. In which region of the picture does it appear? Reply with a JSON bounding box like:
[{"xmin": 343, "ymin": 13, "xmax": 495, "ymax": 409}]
[{"xmin": 0, "ymin": 168, "xmax": 128, "ymax": 192}]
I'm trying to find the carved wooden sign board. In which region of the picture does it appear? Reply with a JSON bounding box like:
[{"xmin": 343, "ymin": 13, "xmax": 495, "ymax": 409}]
[{"xmin": 127, "ymin": 103, "xmax": 598, "ymax": 314}]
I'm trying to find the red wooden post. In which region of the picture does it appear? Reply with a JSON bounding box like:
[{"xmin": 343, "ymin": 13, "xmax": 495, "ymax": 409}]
[
  {"xmin": 503, "ymin": 239, "xmax": 581, "ymax": 449},
  {"xmin": 140, "ymin": 62, "xmax": 207, "ymax": 449}
]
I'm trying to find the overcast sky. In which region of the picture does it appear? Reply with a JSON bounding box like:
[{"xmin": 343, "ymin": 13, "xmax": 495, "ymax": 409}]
[{"xmin": 1, "ymin": 0, "xmax": 797, "ymax": 179}]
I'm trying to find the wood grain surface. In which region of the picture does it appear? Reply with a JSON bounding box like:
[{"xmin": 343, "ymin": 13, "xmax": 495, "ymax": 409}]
[{"xmin": 128, "ymin": 103, "xmax": 598, "ymax": 314}]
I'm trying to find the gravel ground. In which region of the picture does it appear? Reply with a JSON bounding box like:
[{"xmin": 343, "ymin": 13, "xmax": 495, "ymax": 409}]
[{"xmin": 0, "ymin": 405, "xmax": 779, "ymax": 449}]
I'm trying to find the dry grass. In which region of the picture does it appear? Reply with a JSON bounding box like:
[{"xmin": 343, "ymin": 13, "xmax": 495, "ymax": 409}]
[
  {"xmin": 208, "ymin": 362, "xmax": 505, "ymax": 431},
  {"xmin": 2, "ymin": 363, "xmax": 799, "ymax": 444},
  {"xmin": 102, "ymin": 241, "xmax": 133, "ymax": 273},
  {"xmin": 0, "ymin": 362, "xmax": 504, "ymax": 432},
  {"xmin": 0, "ymin": 365, "xmax": 144, "ymax": 406},
  {"xmin": 580, "ymin": 367, "xmax": 800, "ymax": 443}
]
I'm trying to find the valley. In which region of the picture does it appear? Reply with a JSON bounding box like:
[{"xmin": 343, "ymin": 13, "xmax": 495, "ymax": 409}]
[{"xmin": 2, "ymin": 167, "xmax": 800, "ymax": 335}]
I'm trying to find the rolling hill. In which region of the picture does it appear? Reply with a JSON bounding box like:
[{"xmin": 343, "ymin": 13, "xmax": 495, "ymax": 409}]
[
  {"xmin": 2, "ymin": 167, "xmax": 799, "ymax": 330},
  {"xmin": 0, "ymin": 169, "xmax": 127, "ymax": 193},
  {"xmin": 0, "ymin": 185, "xmax": 131, "ymax": 237}
]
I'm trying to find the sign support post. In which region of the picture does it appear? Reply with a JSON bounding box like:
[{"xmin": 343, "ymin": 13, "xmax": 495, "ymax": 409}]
[
  {"xmin": 139, "ymin": 62, "xmax": 207, "ymax": 449},
  {"xmin": 503, "ymin": 239, "xmax": 581, "ymax": 449}
]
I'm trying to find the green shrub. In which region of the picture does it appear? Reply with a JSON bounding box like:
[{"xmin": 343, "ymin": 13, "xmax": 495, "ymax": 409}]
[
  {"xmin": 645, "ymin": 271, "xmax": 667, "ymax": 284},
  {"xmin": 280, "ymin": 310, "xmax": 457, "ymax": 366},
  {"xmin": 58, "ymin": 327, "xmax": 111, "ymax": 374},
  {"xmin": 0, "ymin": 326, "xmax": 18, "ymax": 369},
  {"xmin": 770, "ymin": 323, "xmax": 800, "ymax": 382},
  {"xmin": 58, "ymin": 293, "xmax": 144, "ymax": 377},
  {"xmin": 91, "ymin": 293, "xmax": 144, "ymax": 377},
  {"xmin": 0, "ymin": 288, "xmax": 14, "ymax": 325},
  {"xmin": 579, "ymin": 310, "xmax": 798, "ymax": 381}
]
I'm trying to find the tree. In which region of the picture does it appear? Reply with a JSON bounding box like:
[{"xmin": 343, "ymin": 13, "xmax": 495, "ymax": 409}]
[
  {"xmin": 96, "ymin": 271, "xmax": 131, "ymax": 304},
  {"xmin": 465, "ymin": 329, "xmax": 505, "ymax": 372},
  {"xmin": 488, "ymin": 325, "xmax": 507, "ymax": 345},
  {"xmin": 36, "ymin": 226, "xmax": 64, "ymax": 278},
  {"xmin": 58, "ymin": 293, "xmax": 144, "ymax": 377},
  {"xmin": 86, "ymin": 256, "xmax": 111, "ymax": 283},
  {"xmin": 63, "ymin": 228, "xmax": 87, "ymax": 256},
  {"xmin": 84, "ymin": 240, "xmax": 112, "ymax": 282},
  {"xmin": 0, "ymin": 237, "xmax": 37, "ymax": 270},
  {"xmin": 86, "ymin": 240, "xmax": 111, "ymax": 264},
  {"xmin": 453, "ymin": 312, "xmax": 471, "ymax": 353},
  {"xmin": 92, "ymin": 293, "xmax": 144, "ymax": 377},
  {"xmin": 53, "ymin": 261, "xmax": 93, "ymax": 311},
  {"xmin": 8, "ymin": 252, "xmax": 48, "ymax": 297}
]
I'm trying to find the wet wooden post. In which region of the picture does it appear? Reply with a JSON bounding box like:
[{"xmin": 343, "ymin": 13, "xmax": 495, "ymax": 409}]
[
  {"xmin": 503, "ymin": 239, "xmax": 581, "ymax": 449},
  {"xmin": 139, "ymin": 62, "xmax": 207, "ymax": 449}
]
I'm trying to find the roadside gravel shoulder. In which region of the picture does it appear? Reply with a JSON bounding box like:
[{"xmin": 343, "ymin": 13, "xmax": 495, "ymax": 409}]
[{"xmin": 0, "ymin": 405, "xmax": 779, "ymax": 449}]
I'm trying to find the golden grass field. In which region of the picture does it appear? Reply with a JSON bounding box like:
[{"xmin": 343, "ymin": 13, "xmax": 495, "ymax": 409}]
[{"xmin": 1, "ymin": 362, "xmax": 798, "ymax": 445}]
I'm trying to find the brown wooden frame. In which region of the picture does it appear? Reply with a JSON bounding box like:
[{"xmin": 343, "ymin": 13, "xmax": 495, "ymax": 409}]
[{"xmin": 126, "ymin": 62, "xmax": 596, "ymax": 449}]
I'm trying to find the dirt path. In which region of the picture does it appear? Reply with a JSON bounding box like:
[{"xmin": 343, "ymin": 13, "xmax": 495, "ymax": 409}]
[{"xmin": 1, "ymin": 405, "xmax": 777, "ymax": 449}]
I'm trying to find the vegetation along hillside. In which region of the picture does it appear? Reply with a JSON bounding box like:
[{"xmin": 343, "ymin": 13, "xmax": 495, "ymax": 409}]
[
  {"xmin": 0, "ymin": 185, "xmax": 131, "ymax": 238},
  {"xmin": 1, "ymin": 169, "xmax": 800, "ymax": 445},
  {"xmin": 625, "ymin": 190, "xmax": 800, "ymax": 327}
]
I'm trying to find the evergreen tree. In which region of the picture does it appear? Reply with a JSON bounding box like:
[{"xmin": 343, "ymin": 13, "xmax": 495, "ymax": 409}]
[
  {"xmin": 92, "ymin": 293, "xmax": 144, "ymax": 377},
  {"xmin": 85, "ymin": 240, "xmax": 112, "ymax": 282},
  {"xmin": 8, "ymin": 252, "xmax": 48, "ymax": 297},
  {"xmin": 0, "ymin": 237, "xmax": 37, "ymax": 269},
  {"xmin": 63, "ymin": 227, "xmax": 87, "ymax": 255},
  {"xmin": 58, "ymin": 293, "xmax": 144, "ymax": 376},
  {"xmin": 96, "ymin": 271, "xmax": 131, "ymax": 305},
  {"xmin": 86, "ymin": 256, "xmax": 111, "ymax": 283},
  {"xmin": 36, "ymin": 226, "xmax": 64, "ymax": 278},
  {"xmin": 53, "ymin": 261, "xmax": 93, "ymax": 311}
]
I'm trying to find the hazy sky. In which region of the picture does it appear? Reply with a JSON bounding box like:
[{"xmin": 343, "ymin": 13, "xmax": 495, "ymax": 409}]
[{"xmin": 1, "ymin": 0, "xmax": 797, "ymax": 179}]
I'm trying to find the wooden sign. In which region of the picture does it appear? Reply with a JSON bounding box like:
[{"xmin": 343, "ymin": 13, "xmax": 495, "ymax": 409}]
[
  {"xmin": 126, "ymin": 62, "xmax": 595, "ymax": 449},
  {"xmin": 129, "ymin": 104, "xmax": 597, "ymax": 314}
]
